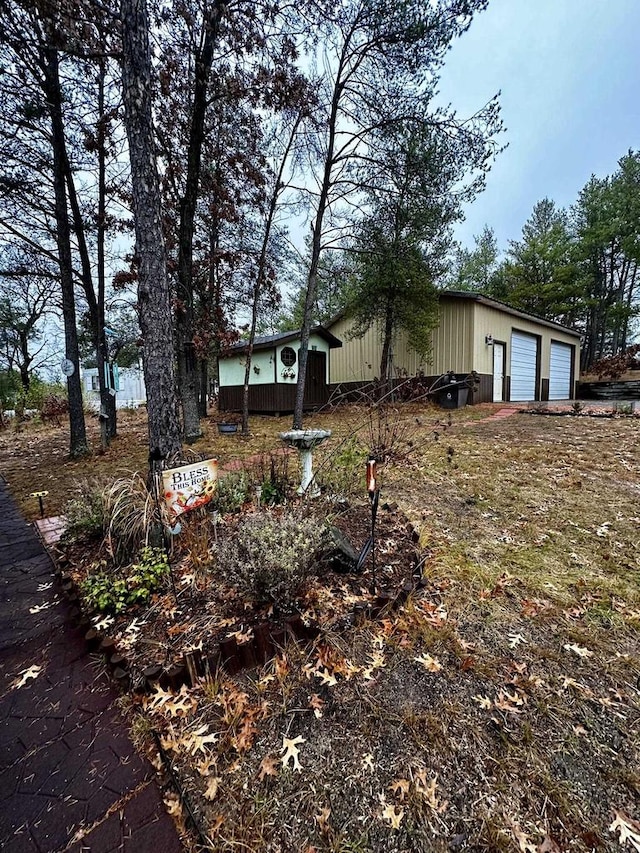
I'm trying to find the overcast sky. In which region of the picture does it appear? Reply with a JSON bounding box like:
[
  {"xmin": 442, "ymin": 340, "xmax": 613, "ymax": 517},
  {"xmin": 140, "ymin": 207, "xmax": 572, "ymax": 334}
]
[{"xmin": 437, "ymin": 0, "xmax": 640, "ymax": 254}]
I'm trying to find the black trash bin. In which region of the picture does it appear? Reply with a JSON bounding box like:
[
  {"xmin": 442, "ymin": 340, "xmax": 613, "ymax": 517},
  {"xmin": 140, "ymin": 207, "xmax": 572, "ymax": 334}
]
[{"xmin": 436, "ymin": 381, "xmax": 468, "ymax": 409}]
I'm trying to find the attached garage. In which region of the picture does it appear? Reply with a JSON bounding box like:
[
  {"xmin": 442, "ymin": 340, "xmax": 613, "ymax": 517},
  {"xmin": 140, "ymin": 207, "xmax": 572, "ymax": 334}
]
[
  {"xmin": 510, "ymin": 331, "xmax": 538, "ymax": 401},
  {"xmin": 549, "ymin": 341, "xmax": 573, "ymax": 400}
]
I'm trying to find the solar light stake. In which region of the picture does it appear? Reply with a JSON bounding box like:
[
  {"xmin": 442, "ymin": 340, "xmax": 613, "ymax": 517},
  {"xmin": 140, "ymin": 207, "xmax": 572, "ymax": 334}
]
[{"xmin": 31, "ymin": 490, "xmax": 49, "ymax": 518}]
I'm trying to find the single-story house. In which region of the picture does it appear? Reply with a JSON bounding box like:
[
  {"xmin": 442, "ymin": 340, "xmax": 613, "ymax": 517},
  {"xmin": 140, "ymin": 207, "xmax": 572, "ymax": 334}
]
[
  {"xmin": 82, "ymin": 365, "xmax": 147, "ymax": 409},
  {"xmin": 217, "ymin": 327, "xmax": 342, "ymax": 413},
  {"xmin": 327, "ymin": 291, "xmax": 581, "ymax": 404}
]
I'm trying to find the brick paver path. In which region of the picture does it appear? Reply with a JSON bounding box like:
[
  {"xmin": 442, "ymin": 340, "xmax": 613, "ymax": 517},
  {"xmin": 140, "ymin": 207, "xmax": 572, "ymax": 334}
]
[{"xmin": 0, "ymin": 482, "xmax": 183, "ymax": 852}]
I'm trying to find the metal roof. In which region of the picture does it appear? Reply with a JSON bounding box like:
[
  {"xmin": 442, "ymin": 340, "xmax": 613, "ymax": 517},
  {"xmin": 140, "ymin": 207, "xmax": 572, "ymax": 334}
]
[{"xmin": 221, "ymin": 325, "xmax": 342, "ymax": 356}]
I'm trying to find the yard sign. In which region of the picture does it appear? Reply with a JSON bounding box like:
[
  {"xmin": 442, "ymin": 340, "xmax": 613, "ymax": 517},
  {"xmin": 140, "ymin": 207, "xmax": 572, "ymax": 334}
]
[{"xmin": 162, "ymin": 459, "xmax": 218, "ymax": 519}]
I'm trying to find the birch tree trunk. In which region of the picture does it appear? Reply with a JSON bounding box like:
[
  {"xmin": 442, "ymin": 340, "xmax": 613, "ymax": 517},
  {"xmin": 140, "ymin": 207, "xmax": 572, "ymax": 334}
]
[{"xmin": 121, "ymin": 0, "xmax": 182, "ymax": 461}]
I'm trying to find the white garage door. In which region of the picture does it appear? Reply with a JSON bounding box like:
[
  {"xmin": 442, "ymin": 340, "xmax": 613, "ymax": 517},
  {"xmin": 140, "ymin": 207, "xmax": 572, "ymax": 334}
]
[
  {"xmin": 549, "ymin": 341, "xmax": 572, "ymax": 400},
  {"xmin": 510, "ymin": 331, "xmax": 537, "ymax": 401}
]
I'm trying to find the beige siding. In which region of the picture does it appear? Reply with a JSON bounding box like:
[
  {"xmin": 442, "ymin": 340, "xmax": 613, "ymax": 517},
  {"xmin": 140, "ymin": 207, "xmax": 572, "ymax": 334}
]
[
  {"xmin": 472, "ymin": 303, "xmax": 580, "ymax": 386},
  {"xmin": 329, "ymin": 301, "xmax": 475, "ymax": 383},
  {"xmin": 430, "ymin": 299, "xmax": 475, "ymax": 374},
  {"xmin": 328, "ymin": 298, "xmax": 580, "ymax": 396}
]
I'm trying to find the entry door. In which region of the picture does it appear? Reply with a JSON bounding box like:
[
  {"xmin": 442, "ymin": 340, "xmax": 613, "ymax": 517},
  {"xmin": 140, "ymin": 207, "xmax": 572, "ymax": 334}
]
[
  {"xmin": 493, "ymin": 342, "xmax": 505, "ymax": 402},
  {"xmin": 303, "ymin": 350, "xmax": 328, "ymax": 406}
]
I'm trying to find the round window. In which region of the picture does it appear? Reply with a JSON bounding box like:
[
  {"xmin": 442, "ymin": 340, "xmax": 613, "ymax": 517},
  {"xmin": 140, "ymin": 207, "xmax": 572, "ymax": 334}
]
[{"xmin": 280, "ymin": 346, "xmax": 297, "ymax": 367}]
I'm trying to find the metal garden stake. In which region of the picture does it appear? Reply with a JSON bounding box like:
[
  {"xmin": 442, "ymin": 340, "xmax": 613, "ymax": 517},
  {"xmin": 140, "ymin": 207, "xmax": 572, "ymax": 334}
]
[{"xmin": 366, "ymin": 458, "xmax": 380, "ymax": 593}]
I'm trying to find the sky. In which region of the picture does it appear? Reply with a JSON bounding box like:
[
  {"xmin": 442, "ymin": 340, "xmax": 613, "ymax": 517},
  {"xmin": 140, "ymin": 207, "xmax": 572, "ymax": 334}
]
[{"xmin": 437, "ymin": 0, "xmax": 640, "ymax": 254}]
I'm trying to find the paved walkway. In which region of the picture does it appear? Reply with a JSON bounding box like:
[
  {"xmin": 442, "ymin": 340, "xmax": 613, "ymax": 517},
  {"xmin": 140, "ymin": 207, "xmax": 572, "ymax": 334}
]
[{"xmin": 0, "ymin": 482, "xmax": 183, "ymax": 852}]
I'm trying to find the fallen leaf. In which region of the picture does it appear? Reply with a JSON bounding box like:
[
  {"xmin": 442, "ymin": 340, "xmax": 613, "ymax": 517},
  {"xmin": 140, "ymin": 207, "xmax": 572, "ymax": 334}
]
[
  {"xmin": 314, "ymin": 807, "xmax": 331, "ymax": 833},
  {"xmin": 208, "ymin": 814, "xmax": 225, "ymax": 835},
  {"xmin": 204, "ymin": 777, "xmax": 221, "ymax": 801},
  {"xmin": 539, "ymin": 836, "xmax": 562, "ymax": 853},
  {"xmin": 315, "ymin": 667, "xmax": 338, "ymax": 687},
  {"xmin": 281, "ymin": 735, "xmax": 305, "ymax": 772},
  {"xmin": 196, "ymin": 756, "xmax": 216, "ymax": 777},
  {"xmin": 309, "ymin": 693, "xmax": 325, "ymax": 718},
  {"xmin": 29, "ymin": 602, "xmax": 52, "ymax": 614},
  {"xmin": 564, "ymin": 643, "xmax": 594, "ymax": 658},
  {"xmin": 184, "ymin": 724, "xmax": 218, "ymax": 756},
  {"xmin": 415, "ymin": 653, "xmax": 442, "ymax": 673},
  {"xmin": 275, "ymin": 655, "xmax": 289, "ymax": 679},
  {"xmin": 473, "ymin": 694, "xmax": 492, "ymax": 710},
  {"xmin": 508, "ymin": 633, "xmax": 526, "ymax": 649},
  {"xmin": 494, "ymin": 689, "xmax": 526, "ymax": 714},
  {"xmin": 259, "ymin": 754, "xmax": 279, "ymax": 781},
  {"xmin": 381, "ymin": 803, "xmax": 404, "ymax": 829},
  {"xmin": 609, "ymin": 812, "xmax": 640, "ymax": 852},
  {"xmin": 509, "ymin": 820, "xmax": 537, "ymax": 853},
  {"xmin": 389, "ymin": 778, "xmax": 410, "ymax": 801},
  {"xmin": 163, "ymin": 793, "xmax": 182, "ymax": 817},
  {"xmin": 12, "ymin": 665, "xmax": 42, "ymax": 689},
  {"xmin": 231, "ymin": 627, "xmax": 254, "ymax": 644},
  {"xmin": 362, "ymin": 753, "xmax": 375, "ymax": 772}
]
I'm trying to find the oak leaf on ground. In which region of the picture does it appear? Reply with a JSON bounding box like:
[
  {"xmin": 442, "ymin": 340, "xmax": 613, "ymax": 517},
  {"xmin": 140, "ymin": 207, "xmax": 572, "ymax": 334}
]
[
  {"xmin": 281, "ymin": 735, "xmax": 305, "ymax": 772},
  {"xmin": 609, "ymin": 812, "xmax": 640, "ymax": 852}
]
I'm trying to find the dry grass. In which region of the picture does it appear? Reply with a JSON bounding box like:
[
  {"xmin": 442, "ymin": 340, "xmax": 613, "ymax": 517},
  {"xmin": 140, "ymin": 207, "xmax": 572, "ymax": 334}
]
[{"xmin": 1, "ymin": 405, "xmax": 639, "ymax": 852}]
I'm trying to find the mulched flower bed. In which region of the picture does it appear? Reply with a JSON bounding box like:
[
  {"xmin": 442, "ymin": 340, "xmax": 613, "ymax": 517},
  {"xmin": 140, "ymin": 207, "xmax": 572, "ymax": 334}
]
[{"xmin": 57, "ymin": 500, "xmax": 420, "ymax": 691}]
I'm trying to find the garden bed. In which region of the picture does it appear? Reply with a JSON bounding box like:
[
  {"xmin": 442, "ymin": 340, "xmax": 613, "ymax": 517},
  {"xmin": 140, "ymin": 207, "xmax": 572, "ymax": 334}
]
[{"xmin": 57, "ymin": 498, "xmax": 420, "ymax": 690}]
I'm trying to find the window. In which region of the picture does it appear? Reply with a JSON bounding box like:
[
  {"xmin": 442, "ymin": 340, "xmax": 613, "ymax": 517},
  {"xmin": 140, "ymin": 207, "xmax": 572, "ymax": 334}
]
[{"xmin": 280, "ymin": 346, "xmax": 297, "ymax": 367}]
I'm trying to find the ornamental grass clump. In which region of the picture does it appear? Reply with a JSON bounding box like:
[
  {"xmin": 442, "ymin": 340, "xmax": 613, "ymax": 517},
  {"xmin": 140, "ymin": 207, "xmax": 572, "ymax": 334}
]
[{"xmin": 217, "ymin": 511, "xmax": 326, "ymax": 608}]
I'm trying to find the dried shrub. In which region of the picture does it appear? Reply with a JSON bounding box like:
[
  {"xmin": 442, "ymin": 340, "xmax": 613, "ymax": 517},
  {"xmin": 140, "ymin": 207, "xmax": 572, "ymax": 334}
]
[
  {"xmin": 63, "ymin": 478, "xmax": 108, "ymax": 542},
  {"xmin": 250, "ymin": 451, "xmax": 291, "ymax": 506},
  {"xmin": 316, "ymin": 435, "xmax": 367, "ymax": 501},
  {"xmin": 103, "ymin": 473, "xmax": 160, "ymax": 564},
  {"xmin": 590, "ymin": 344, "xmax": 640, "ymax": 379},
  {"xmin": 217, "ymin": 511, "xmax": 326, "ymax": 608},
  {"xmin": 41, "ymin": 393, "xmax": 68, "ymax": 424}
]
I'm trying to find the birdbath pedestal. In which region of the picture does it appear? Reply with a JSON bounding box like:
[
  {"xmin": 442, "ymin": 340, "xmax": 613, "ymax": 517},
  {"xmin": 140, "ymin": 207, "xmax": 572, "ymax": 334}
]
[{"xmin": 279, "ymin": 429, "xmax": 332, "ymax": 498}]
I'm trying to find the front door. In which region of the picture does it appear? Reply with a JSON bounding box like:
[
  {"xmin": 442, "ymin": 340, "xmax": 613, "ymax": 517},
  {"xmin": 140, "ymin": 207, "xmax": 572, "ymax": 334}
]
[
  {"xmin": 303, "ymin": 350, "xmax": 328, "ymax": 407},
  {"xmin": 493, "ymin": 342, "xmax": 505, "ymax": 402}
]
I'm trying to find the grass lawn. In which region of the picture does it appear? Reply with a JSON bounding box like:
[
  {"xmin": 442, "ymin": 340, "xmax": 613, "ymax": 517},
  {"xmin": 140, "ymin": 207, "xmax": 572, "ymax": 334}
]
[{"xmin": 1, "ymin": 404, "xmax": 638, "ymax": 852}]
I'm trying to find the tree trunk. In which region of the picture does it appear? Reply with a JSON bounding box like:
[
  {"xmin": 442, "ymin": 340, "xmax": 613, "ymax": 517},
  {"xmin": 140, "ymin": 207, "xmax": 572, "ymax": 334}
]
[
  {"xmin": 121, "ymin": 0, "xmax": 182, "ymax": 462},
  {"xmin": 42, "ymin": 45, "xmax": 88, "ymax": 458},
  {"xmin": 379, "ymin": 303, "xmax": 395, "ymax": 389},
  {"xmin": 293, "ymin": 79, "xmax": 341, "ymax": 429},
  {"xmin": 198, "ymin": 360, "xmax": 208, "ymax": 417},
  {"xmin": 243, "ymin": 113, "xmax": 302, "ymax": 435},
  {"xmin": 175, "ymin": 1, "xmax": 226, "ymax": 442}
]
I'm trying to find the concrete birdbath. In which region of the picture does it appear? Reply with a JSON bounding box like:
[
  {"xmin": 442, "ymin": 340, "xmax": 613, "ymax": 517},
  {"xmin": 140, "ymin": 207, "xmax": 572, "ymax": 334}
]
[{"xmin": 279, "ymin": 429, "xmax": 332, "ymax": 498}]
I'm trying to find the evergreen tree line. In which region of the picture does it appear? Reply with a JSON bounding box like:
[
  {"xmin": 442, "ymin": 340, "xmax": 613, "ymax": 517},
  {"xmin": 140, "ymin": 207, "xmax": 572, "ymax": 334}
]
[{"xmin": 448, "ymin": 151, "xmax": 640, "ymax": 371}]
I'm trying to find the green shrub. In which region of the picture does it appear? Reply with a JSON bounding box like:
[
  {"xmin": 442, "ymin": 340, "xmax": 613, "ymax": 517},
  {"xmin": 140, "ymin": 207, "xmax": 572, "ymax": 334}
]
[
  {"xmin": 217, "ymin": 511, "xmax": 326, "ymax": 608},
  {"xmin": 81, "ymin": 546, "xmax": 169, "ymax": 614},
  {"xmin": 216, "ymin": 471, "xmax": 250, "ymax": 514}
]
